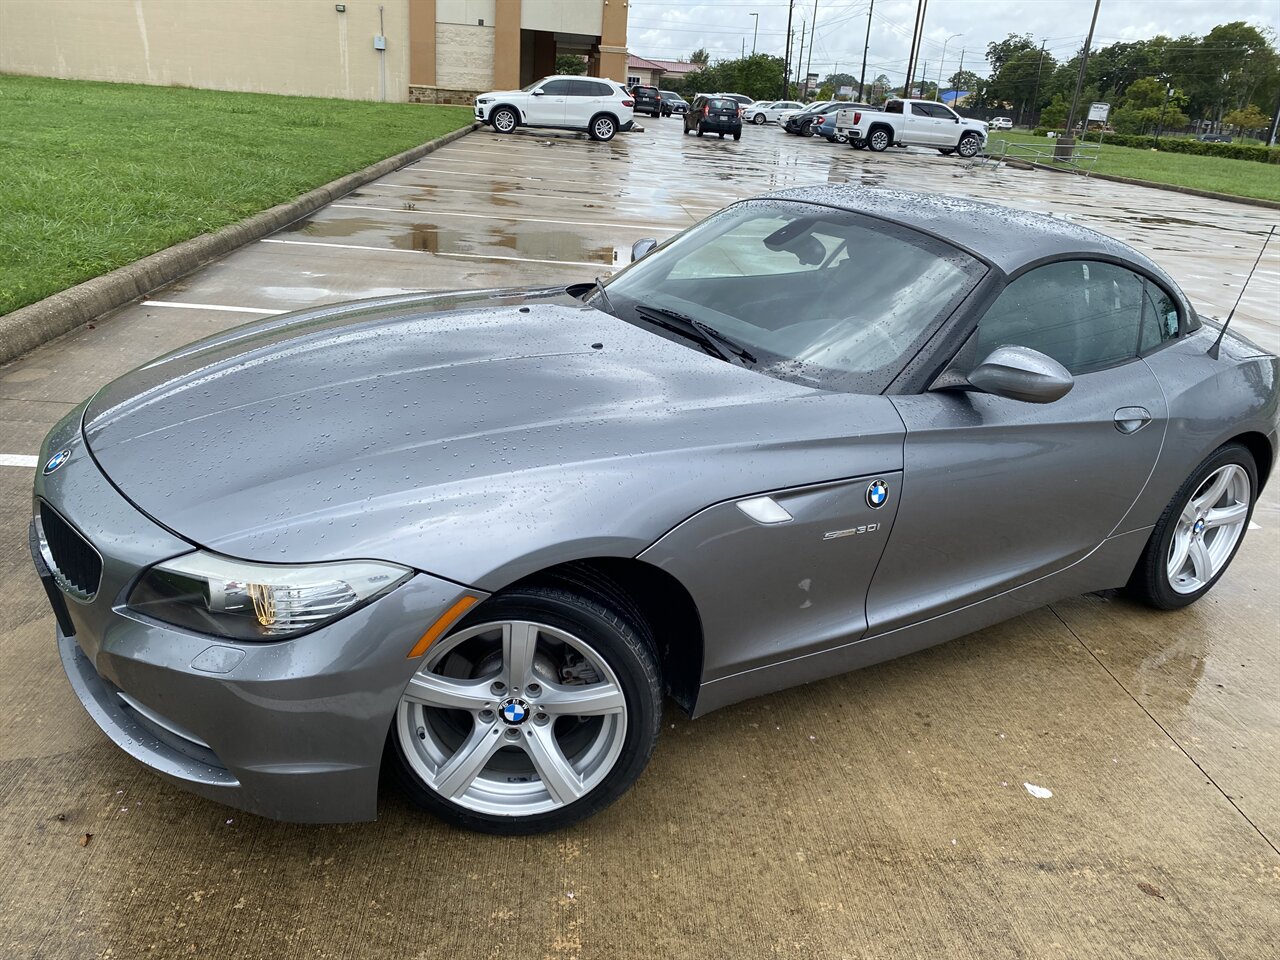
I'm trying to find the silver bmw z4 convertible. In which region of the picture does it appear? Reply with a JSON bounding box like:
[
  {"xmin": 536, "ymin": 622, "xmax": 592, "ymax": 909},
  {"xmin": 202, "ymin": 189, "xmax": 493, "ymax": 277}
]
[{"xmin": 31, "ymin": 188, "xmax": 1277, "ymax": 833}]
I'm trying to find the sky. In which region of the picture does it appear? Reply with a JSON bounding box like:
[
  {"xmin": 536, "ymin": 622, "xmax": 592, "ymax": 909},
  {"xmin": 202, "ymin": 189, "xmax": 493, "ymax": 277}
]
[{"xmin": 625, "ymin": 0, "xmax": 1280, "ymax": 87}]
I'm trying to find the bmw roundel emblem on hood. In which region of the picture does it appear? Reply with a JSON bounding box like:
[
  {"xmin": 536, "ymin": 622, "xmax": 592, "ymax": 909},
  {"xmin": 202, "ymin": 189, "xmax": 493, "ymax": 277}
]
[
  {"xmin": 43, "ymin": 449, "xmax": 71, "ymax": 475},
  {"xmin": 866, "ymin": 479, "xmax": 889, "ymax": 509}
]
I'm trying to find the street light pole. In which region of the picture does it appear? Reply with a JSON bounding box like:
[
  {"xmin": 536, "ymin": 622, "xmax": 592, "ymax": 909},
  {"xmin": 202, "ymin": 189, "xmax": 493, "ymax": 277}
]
[
  {"xmin": 936, "ymin": 33, "xmax": 961, "ymax": 103},
  {"xmin": 1156, "ymin": 83, "xmax": 1172, "ymax": 141},
  {"xmin": 804, "ymin": 0, "xmax": 818, "ymax": 93},
  {"xmin": 750, "ymin": 13, "xmax": 759, "ymax": 56},
  {"xmin": 858, "ymin": 0, "xmax": 875, "ymax": 100}
]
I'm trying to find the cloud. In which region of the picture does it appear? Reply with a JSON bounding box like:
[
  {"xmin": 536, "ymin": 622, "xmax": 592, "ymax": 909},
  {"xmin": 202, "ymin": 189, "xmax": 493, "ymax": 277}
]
[{"xmin": 626, "ymin": 0, "xmax": 1280, "ymax": 83}]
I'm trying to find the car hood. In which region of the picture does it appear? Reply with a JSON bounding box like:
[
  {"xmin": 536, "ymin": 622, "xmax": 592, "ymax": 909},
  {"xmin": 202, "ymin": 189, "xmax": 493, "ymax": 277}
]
[{"xmin": 83, "ymin": 287, "xmax": 905, "ymax": 589}]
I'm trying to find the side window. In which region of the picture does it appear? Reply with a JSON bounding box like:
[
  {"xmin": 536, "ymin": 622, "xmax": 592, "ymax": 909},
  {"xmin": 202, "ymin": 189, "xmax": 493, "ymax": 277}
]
[
  {"xmin": 885, "ymin": 100, "xmax": 904, "ymax": 114},
  {"xmin": 974, "ymin": 261, "xmax": 1148, "ymax": 375},
  {"xmin": 571, "ymin": 80, "xmax": 613, "ymax": 98},
  {"xmin": 539, "ymin": 79, "xmax": 574, "ymax": 96},
  {"xmin": 1140, "ymin": 282, "xmax": 1181, "ymax": 353},
  {"xmin": 911, "ymin": 103, "xmax": 934, "ymax": 117}
]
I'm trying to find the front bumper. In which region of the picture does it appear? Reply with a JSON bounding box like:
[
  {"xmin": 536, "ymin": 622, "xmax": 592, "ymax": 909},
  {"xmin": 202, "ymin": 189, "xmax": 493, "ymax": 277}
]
[{"xmin": 32, "ymin": 407, "xmax": 485, "ymax": 823}]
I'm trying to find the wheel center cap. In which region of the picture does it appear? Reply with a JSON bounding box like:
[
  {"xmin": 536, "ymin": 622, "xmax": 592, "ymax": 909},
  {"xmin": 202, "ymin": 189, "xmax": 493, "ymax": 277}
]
[
  {"xmin": 499, "ymin": 697, "xmax": 530, "ymax": 725},
  {"xmin": 1193, "ymin": 519, "xmax": 1206, "ymax": 535}
]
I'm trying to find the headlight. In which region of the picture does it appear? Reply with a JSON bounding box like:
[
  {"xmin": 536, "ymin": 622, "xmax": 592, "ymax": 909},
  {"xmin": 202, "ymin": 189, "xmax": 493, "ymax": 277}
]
[
  {"xmin": 128, "ymin": 552, "xmax": 412, "ymax": 640},
  {"xmin": 477, "ymin": 97, "xmax": 493, "ymax": 105}
]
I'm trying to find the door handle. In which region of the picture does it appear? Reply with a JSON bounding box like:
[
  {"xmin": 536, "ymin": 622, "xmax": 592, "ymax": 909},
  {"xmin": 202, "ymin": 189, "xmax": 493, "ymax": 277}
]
[{"xmin": 1114, "ymin": 406, "xmax": 1153, "ymax": 434}]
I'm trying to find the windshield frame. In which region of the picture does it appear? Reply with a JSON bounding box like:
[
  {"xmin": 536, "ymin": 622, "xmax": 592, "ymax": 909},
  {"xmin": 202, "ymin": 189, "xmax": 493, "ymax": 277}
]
[{"xmin": 598, "ymin": 199, "xmax": 987, "ymax": 395}]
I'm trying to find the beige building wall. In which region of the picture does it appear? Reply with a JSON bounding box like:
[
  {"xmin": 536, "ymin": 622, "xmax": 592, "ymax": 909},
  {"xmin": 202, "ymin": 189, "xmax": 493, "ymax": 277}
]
[{"xmin": 0, "ymin": 0, "xmax": 412, "ymax": 102}]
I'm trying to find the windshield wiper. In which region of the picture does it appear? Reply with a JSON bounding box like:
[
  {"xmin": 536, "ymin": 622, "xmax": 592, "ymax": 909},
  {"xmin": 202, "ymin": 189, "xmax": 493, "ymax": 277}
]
[
  {"xmin": 634, "ymin": 304, "xmax": 757, "ymax": 364},
  {"xmin": 591, "ymin": 277, "xmax": 615, "ymax": 315}
]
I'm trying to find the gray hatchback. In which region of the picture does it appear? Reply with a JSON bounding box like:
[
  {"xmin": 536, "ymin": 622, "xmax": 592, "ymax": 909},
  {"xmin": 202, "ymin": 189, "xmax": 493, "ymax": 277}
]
[{"xmin": 684, "ymin": 95, "xmax": 743, "ymax": 139}]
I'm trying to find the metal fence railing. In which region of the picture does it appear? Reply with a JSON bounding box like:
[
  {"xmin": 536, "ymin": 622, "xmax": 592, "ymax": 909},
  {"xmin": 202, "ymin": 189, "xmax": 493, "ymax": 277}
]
[{"xmin": 967, "ymin": 137, "xmax": 1101, "ymax": 176}]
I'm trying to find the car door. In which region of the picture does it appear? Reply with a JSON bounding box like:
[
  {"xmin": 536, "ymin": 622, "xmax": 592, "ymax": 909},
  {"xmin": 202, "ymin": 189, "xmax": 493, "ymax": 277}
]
[
  {"xmin": 908, "ymin": 101, "xmax": 946, "ymax": 144},
  {"xmin": 866, "ymin": 259, "xmax": 1170, "ymax": 635},
  {"xmin": 526, "ymin": 78, "xmax": 570, "ymax": 126},
  {"xmin": 567, "ymin": 79, "xmax": 605, "ymax": 128}
]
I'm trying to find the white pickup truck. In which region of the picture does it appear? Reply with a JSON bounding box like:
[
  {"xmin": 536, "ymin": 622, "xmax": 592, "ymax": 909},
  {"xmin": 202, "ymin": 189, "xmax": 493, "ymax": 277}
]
[{"xmin": 835, "ymin": 98, "xmax": 988, "ymax": 157}]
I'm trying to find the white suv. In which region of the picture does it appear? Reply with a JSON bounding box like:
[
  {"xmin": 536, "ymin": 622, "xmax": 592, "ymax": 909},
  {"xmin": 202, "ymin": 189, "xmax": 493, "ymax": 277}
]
[
  {"xmin": 475, "ymin": 75, "xmax": 635, "ymax": 142},
  {"xmin": 990, "ymin": 116, "xmax": 1014, "ymax": 130}
]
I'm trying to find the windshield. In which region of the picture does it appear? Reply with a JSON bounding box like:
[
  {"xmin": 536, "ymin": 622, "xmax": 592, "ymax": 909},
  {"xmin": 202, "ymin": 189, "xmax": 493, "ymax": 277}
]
[{"xmin": 601, "ymin": 200, "xmax": 984, "ymax": 393}]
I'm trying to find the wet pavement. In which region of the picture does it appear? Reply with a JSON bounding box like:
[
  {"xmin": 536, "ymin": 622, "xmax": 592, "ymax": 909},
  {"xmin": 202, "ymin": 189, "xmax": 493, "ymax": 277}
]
[{"xmin": 1, "ymin": 121, "xmax": 1278, "ymax": 959}]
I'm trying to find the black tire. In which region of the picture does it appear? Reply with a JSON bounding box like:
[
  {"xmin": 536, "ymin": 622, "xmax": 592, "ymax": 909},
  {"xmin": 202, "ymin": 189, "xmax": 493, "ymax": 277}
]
[
  {"xmin": 825, "ymin": 135, "xmax": 836, "ymax": 143},
  {"xmin": 938, "ymin": 148, "xmax": 956, "ymax": 156},
  {"xmin": 1125, "ymin": 443, "xmax": 1257, "ymax": 610},
  {"xmin": 589, "ymin": 114, "xmax": 618, "ymax": 142},
  {"xmin": 718, "ymin": 132, "xmax": 725, "ymax": 139},
  {"xmin": 867, "ymin": 127, "xmax": 891, "ymax": 151},
  {"xmin": 753, "ymin": 113, "xmax": 766, "ymax": 125},
  {"xmin": 733, "ymin": 131, "xmax": 741, "ymax": 141},
  {"xmin": 392, "ymin": 584, "xmax": 663, "ymax": 834},
  {"xmin": 849, "ymin": 138, "xmax": 866, "ymax": 149},
  {"xmin": 956, "ymin": 133, "xmax": 982, "ymax": 158},
  {"xmin": 801, "ymin": 122, "xmax": 816, "ymax": 138},
  {"xmin": 696, "ymin": 123, "xmax": 704, "ymax": 137},
  {"xmin": 491, "ymin": 106, "xmax": 518, "ymax": 134}
]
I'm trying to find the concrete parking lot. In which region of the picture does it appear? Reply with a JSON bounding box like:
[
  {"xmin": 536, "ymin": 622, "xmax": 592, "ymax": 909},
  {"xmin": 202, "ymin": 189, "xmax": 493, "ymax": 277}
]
[{"xmin": 2, "ymin": 120, "xmax": 1277, "ymax": 959}]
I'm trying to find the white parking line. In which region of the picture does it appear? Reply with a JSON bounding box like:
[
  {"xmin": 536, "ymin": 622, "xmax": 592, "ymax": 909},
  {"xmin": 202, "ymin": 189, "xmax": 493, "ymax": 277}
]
[
  {"xmin": 143, "ymin": 300, "xmax": 287, "ymax": 315},
  {"xmin": 328, "ymin": 203, "xmax": 679, "ymax": 233},
  {"xmin": 0, "ymin": 455, "xmax": 37, "ymax": 468},
  {"xmin": 260, "ymin": 238, "xmax": 601, "ymax": 268}
]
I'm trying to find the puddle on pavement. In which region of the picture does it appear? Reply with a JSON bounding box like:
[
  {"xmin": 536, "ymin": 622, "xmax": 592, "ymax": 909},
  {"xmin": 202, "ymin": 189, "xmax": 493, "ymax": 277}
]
[{"xmin": 291, "ymin": 215, "xmax": 614, "ymax": 264}]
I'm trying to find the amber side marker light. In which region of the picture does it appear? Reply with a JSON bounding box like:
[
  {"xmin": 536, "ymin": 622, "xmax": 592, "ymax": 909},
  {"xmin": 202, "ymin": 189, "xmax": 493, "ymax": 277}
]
[{"xmin": 406, "ymin": 596, "xmax": 479, "ymax": 658}]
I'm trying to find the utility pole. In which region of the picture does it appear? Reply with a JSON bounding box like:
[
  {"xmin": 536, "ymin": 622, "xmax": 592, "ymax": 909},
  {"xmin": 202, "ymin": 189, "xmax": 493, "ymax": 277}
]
[
  {"xmin": 1029, "ymin": 40, "xmax": 1047, "ymax": 128},
  {"xmin": 904, "ymin": 0, "xmax": 924, "ymax": 97},
  {"xmin": 1155, "ymin": 82, "xmax": 1172, "ymax": 141},
  {"xmin": 781, "ymin": 0, "xmax": 795, "ymax": 99},
  {"xmin": 804, "ymin": 0, "xmax": 818, "ymax": 93},
  {"xmin": 1064, "ymin": 0, "xmax": 1102, "ymax": 148},
  {"xmin": 797, "ymin": 21, "xmax": 807, "ymax": 96},
  {"xmin": 750, "ymin": 12, "xmax": 759, "ymax": 56},
  {"xmin": 858, "ymin": 0, "xmax": 875, "ymax": 100}
]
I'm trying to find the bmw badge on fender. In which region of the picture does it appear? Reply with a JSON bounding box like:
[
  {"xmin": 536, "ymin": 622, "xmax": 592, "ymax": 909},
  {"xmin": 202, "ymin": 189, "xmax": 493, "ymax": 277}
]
[{"xmin": 31, "ymin": 188, "xmax": 1277, "ymax": 834}]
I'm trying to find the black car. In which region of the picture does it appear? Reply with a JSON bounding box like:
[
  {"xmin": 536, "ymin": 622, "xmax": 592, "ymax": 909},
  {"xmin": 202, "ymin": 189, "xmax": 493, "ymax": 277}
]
[
  {"xmin": 660, "ymin": 91, "xmax": 689, "ymax": 116},
  {"xmin": 631, "ymin": 85, "xmax": 662, "ymax": 118},
  {"xmin": 684, "ymin": 96, "xmax": 743, "ymax": 140},
  {"xmin": 1199, "ymin": 133, "xmax": 1234, "ymax": 143},
  {"xmin": 783, "ymin": 101, "xmax": 840, "ymax": 136}
]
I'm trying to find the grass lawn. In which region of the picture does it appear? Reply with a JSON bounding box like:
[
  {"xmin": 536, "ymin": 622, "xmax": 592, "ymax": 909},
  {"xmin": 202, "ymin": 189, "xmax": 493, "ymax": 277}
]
[
  {"xmin": 989, "ymin": 130, "xmax": 1280, "ymax": 204},
  {"xmin": 0, "ymin": 75, "xmax": 474, "ymax": 316}
]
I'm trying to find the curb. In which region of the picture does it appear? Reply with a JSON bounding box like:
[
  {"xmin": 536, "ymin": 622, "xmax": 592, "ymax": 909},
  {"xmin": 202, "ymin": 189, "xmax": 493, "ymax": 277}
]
[
  {"xmin": 0, "ymin": 122, "xmax": 479, "ymax": 368},
  {"xmin": 1022, "ymin": 161, "xmax": 1280, "ymax": 211}
]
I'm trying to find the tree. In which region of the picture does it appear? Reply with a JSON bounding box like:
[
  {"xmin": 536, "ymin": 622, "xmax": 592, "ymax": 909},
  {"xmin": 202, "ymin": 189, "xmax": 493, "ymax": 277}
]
[
  {"xmin": 822, "ymin": 72, "xmax": 857, "ymax": 92},
  {"xmin": 689, "ymin": 48, "xmax": 710, "ymax": 66},
  {"xmin": 683, "ymin": 54, "xmax": 786, "ymax": 101},
  {"xmin": 1040, "ymin": 95, "xmax": 1068, "ymax": 128},
  {"xmin": 554, "ymin": 55, "xmax": 586, "ymax": 76},
  {"xmin": 947, "ymin": 70, "xmax": 982, "ymax": 94},
  {"xmin": 1224, "ymin": 104, "xmax": 1271, "ymax": 134},
  {"xmin": 986, "ymin": 33, "xmax": 1038, "ymax": 75},
  {"xmin": 866, "ymin": 74, "xmax": 892, "ymax": 103}
]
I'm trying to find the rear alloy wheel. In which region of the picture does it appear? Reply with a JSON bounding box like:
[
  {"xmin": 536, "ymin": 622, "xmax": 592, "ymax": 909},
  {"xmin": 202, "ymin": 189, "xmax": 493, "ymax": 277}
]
[
  {"xmin": 393, "ymin": 586, "xmax": 662, "ymax": 834},
  {"xmin": 590, "ymin": 115, "xmax": 618, "ymax": 142},
  {"xmin": 867, "ymin": 128, "xmax": 891, "ymax": 151},
  {"xmin": 956, "ymin": 133, "xmax": 982, "ymax": 158},
  {"xmin": 1126, "ymin": 444, "xmax": 1256, "ymax": 609},
  {"xmin": 491, "ymin": 107, "xmax": 518, "ymax": 134}
]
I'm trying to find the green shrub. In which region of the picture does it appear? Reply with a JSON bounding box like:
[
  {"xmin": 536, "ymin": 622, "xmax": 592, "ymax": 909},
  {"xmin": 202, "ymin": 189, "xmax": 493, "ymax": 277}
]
[{"xmin": 1028, "ymin": 129, "xmax": 1279, "ymax": 164}]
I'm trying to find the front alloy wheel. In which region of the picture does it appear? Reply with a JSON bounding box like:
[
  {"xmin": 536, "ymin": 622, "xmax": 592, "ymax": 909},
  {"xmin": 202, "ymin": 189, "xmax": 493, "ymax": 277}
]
[
  {"xmin": 956, "ymin": 134, "xmax": 982, "ymax": 158},
  {"xmin": 393, "ymin": 585, "xmax": 661, "ymax": 833},
  {"xmin": 1127, "ymin": 443, "xmax": 1256, "ymax": 609},
  {"xmin": 491, "ymin": 107, "xmax": 518, "ymax": 134},
  {"xmin": 867, "ymin": 128, "xmax": 890, "ymax": 151},
  {"xmin": 753, "ymin": 113, "xmax": 766, "ymax": 125}
]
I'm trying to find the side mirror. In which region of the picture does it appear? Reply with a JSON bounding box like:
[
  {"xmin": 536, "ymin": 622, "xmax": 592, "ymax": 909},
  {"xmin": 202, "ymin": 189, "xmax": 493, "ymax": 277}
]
[
  {"xmin": 966, "ymin": 346, "xmax": 1074, "ymax": 403},
  {"xmin": 532, "ymin": 89, "xmax": 545, "ymax": 96},
  {"xmin": 631, "ymin": 238, "xmax": 658, "ymax": 262}
]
